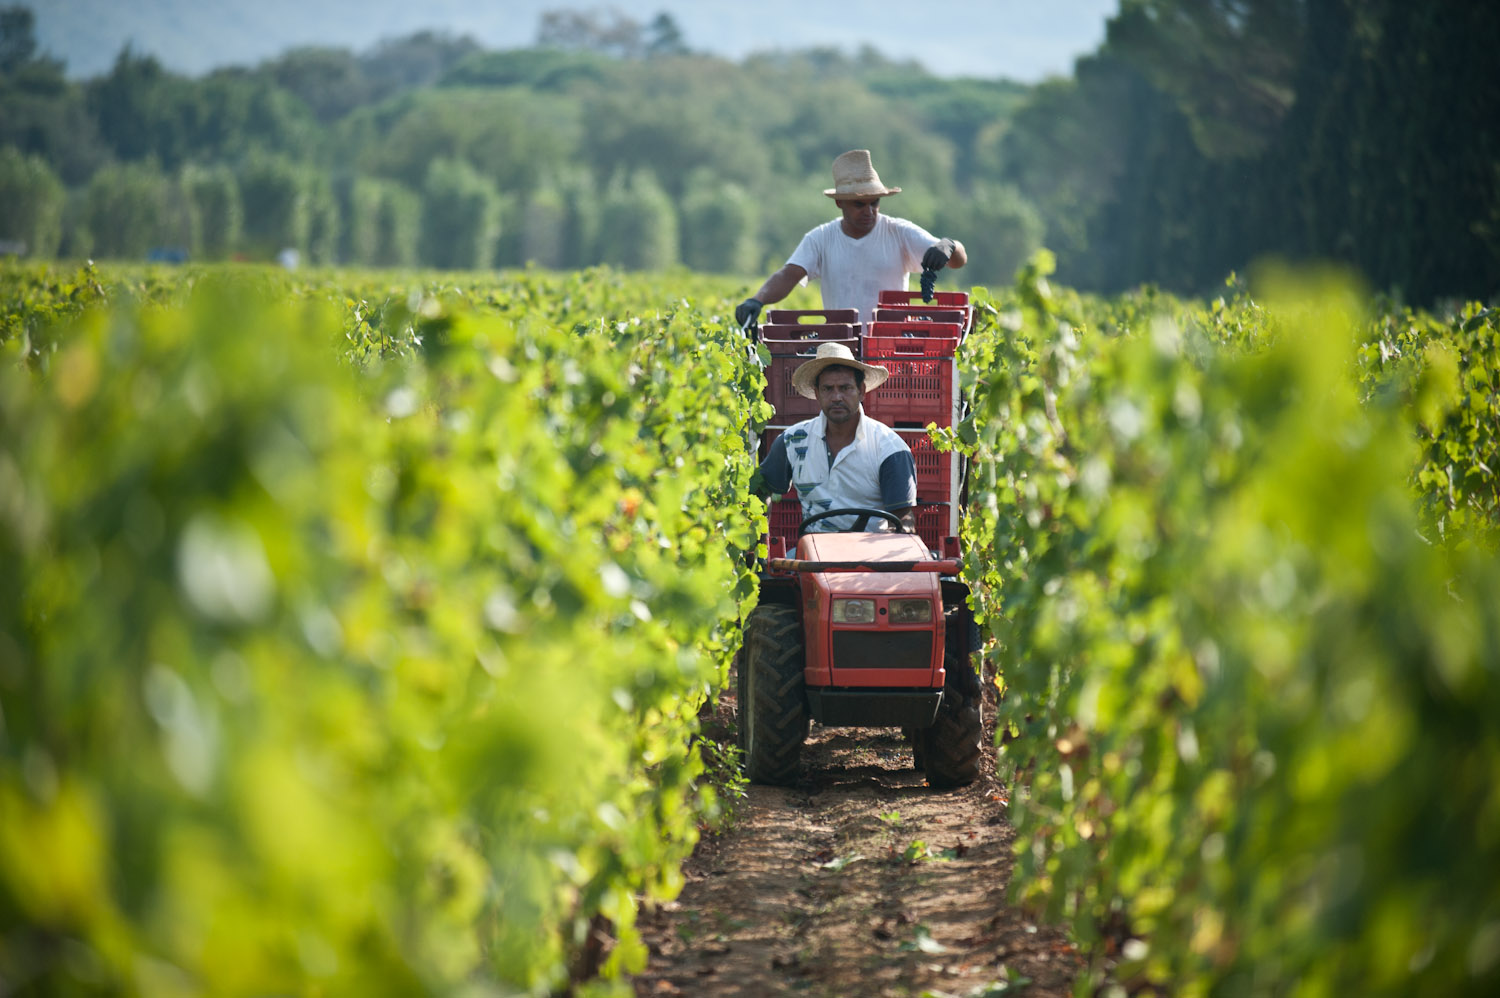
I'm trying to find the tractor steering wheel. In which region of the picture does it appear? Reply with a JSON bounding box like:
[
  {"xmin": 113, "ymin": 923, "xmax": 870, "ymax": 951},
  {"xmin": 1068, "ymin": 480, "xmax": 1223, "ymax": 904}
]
[{"xmin": 798, "ymin": 506, "xmax": 907, "ymax": 535}]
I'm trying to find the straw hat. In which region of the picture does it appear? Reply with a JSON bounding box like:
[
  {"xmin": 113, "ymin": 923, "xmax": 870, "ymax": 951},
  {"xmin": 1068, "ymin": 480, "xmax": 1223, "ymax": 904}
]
[
  {"xmin": 790, "ymin": 342, "xmax": 890, "ymax": 399},
  {"xmin": 823, "ymin": 149, "xmax": 902, "ymax": 199}
]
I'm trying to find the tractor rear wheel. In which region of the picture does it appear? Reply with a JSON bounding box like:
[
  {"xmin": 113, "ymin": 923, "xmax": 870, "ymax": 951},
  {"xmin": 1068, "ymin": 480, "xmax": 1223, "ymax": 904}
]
[
  {"xmin": 917, "ymin": 648, "xmax": 983, "ymax": 788},
  {"xmin": 738, "ymin": 604, "xmax": 808, "ymax": 785}
]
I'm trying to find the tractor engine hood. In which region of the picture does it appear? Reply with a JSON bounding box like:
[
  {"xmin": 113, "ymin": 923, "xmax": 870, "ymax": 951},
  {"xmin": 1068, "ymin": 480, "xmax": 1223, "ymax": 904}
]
[
  {"xmin": 797, "ymin": 531, "xmax": 945, "ymax": 689},
  {"xmin": 797, "ymin": 531, "xmax": 942, "ymax": 596}
]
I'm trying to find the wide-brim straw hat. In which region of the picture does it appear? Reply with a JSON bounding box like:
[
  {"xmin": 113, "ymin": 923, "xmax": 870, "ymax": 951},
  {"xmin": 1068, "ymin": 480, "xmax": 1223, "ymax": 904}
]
[
  {"xmin": 823, "ymin": 149, "xmax": 902, "ymax": 199},
  {"xmin": 791, "ymin": 342, "xmax": 890, "ymax": 399}
]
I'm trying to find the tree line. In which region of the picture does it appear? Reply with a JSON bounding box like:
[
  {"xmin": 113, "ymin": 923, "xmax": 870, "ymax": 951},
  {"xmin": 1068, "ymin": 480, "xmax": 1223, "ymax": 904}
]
[
  {"xmin": 1006, "ymin": 0, "xmax": 1500, "ymax": 303},
  {"xmin": 0, "ymin": 2, "xmax": 1495, "ymax": 302},
  {"xmin": 0, "ymin": 6, "xmax": 1041, "ymax": 283}
]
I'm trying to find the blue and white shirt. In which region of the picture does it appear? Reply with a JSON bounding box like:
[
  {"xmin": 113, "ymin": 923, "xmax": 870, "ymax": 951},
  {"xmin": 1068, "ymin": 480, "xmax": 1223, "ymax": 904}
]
[{"xmin": 760, "ymin": 409, "xmax": 917, "ymax": 532}]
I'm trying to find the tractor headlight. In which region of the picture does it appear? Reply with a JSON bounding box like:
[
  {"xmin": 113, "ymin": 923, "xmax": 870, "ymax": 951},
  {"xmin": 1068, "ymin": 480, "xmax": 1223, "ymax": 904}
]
[
  {"xmin": 888, "ymin": 599, "xmax": 933, "ymax": 624},
  {"xmin": 831, "ymin": 599, "xmax": 876, "ymax": 624}
]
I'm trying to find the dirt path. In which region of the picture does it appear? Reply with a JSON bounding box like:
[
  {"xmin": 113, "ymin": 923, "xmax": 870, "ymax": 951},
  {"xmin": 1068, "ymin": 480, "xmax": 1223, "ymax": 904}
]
[{"xmin": 631, "ymin": 697, "xmax": 1085, "ymax": 998}]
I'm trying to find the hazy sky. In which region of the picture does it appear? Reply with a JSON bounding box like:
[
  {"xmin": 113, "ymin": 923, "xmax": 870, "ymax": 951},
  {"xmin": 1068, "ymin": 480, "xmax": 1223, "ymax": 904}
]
[{"xmin": 35, "ymin": 0, "xmax": 1119, "ymax": 81}]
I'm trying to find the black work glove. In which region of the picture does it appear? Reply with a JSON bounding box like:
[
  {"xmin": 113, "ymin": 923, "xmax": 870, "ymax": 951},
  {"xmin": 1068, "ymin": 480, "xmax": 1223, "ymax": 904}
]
[
  {"xmin": 735, "ymin": 297, "xmax": 764, "ymax": 331},
  {"xmin": 921, "ymin": 238, "xmax": 957, "ymax": 271}
]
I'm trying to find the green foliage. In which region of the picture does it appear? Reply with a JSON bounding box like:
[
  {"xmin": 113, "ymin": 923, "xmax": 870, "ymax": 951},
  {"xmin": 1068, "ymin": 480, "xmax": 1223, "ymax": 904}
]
[
  {"xmin": 0, "ymin": 22, "xmax": 1047, "ymax": 279},
  {"xmin": 679, "ymin": 175, "xmax": 758, "ymax": 276},
  {"xmin": 179, "ymin": 161, "xmax": 242, "ymax": 260},
  {"xmin": 347, "ymin": 176, "xmax": 420, "ymax": 269},
  {"xmin": 303, "ymin": 170, "xmax": 340, "ymax": 265},
  {"xmin": 0, "ymin": 5, "xmax": 39, "ymax": 75},
  {"xmin": 597, "ymin": 169, "xmax": 678, "ymax": 272},
  {"xmin": 955, "ymin": 254, "xmax": 1500, "ymax": 995},
  {"xmin": 1356, "ymin": 302, "xmax": 1500, "ymax": 547},
  {"xmin": 0, "ymin": 145, "xmax": 64, "ymax": 257},
  {"xmin": 1107, "ymin": 0, "xmax": 1302, "ymax": 159},
  {"xmin": 78, "ymin": 159, "xmax": 178, "ymax": 259},
  {"xmin": 996, "ymin": 57, "xmax": 1149, "ymax": 287},
  {"xmin": 419, "ymin": 157, "xmax": 502, "ymax": 271},
  {"xmin": 934, "ymin": 181, "xmax": 1043, "ymax": 288},
  {"xmin": 439, "ymin": 47, "xmax": 614, "ymax": 91},
  {"xmin": 181, "ymin": 71, "xmax": 324, "ymax": 165},
  {"xmin": 520, "ymin": 183, "xmax": 567, "ymax": 270},
  {"xmin": 4, "ymin": 1, "xmax": 1497, "ymax": 300},
  {"xmin": 85, "ymin": 50, "xmax": 322, "ymax": 172},
  {"xmin": 351, "ymin": 87, "xmax": 578, "ymax": 195},
  {"xmin": 238, "ymin": 154, "xmax": 311, "ymax": 259},
  {"xmin": 0, "ymin": 72, "xmax": 106, "ymax": 187},
  {"xmin": 359, "ymin": 30, "xmax": 482, "ymax": 100},
  {"xmin": 263, "ymin": 45, "xmax": 370, "ymax": 124},
  {"xmin": 695, "ymin": 739, "xmax": 748, "ymax": 835},
  {"xmin": 864, "ymin": 74, "xmax": 1029, "ymax": 187},
  {"xmin": 84, "ymin": 49, "xmax": 179, "ymax": 165},
  {"xmin": 4, "ymin": 246, "xmax": 1492, "ymax": 996},
  {"xmin": 0, "ymin": 260, "xmax": 110, "ymax": 368},
  {"xmin": 754, "ymin": 179, "xmax": 839, "ymax": 274},
  {"xmin": 1025, "ymin": 0, "xmax": 1500, "ymax": 301},
  {"xmin": 0, "ymin": 262, "xmax": 767, "ymax": 993},
  {"xmin": 579, "ymin": 78, "xmax": 764, "ymax": 199},
  {"xmin": 557, "ymin": 166, "xmax": 603, "ymax": 270}
]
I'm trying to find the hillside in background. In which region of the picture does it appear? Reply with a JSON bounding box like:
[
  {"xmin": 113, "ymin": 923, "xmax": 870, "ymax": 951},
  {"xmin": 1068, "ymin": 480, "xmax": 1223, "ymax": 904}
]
[
  {"xmin": 1, "ymin": 1, "xmax": 1497, "ymax": 303},
  {"xmin": 32, "ymin": 0, "xmax": 1116, "ymax": 82}
]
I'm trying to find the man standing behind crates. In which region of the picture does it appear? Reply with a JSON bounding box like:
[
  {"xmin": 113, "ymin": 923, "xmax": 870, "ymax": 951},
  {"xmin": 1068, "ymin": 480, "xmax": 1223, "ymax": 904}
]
[
  {"xmin": 735, "ymin": 149, "xmax": 968, "ymax": 330},
  {"xmin": 757, "ymin": 342, "xmax": 918, "ymax": 533}
]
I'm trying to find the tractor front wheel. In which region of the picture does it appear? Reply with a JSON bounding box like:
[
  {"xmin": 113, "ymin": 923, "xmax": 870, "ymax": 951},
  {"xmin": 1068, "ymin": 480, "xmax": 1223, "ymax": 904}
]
[
  {"xmin": 738, "ymin": 605, "xmax": 808, "ymax": 785},
  {"xmin": 917, "ymin": 648, "xmax": 983, "ymax": 788}
]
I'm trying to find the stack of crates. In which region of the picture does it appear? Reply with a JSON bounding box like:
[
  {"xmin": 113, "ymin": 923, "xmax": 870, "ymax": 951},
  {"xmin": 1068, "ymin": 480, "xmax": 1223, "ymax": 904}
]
[
  {"xmin": 759, "ymin": 310, "xmax": 859, "ymax": 422},
  {"xmin": 864, "ymin": 290, "xmax": 970, "ymax": 550},
  {"xmin": 757, "ymin": 309, "xmax": 857, "ymax": 560},
  {"xmin": 757, "ymin": 293, "xmax": 971, "ymax": 558}
]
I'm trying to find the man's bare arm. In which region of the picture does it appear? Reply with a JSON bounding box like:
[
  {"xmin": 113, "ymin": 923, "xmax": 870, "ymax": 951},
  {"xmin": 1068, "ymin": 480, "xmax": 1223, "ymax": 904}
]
[{"xmin": 752, "ymin": 264, "xmax": 809, "ymax": 306}]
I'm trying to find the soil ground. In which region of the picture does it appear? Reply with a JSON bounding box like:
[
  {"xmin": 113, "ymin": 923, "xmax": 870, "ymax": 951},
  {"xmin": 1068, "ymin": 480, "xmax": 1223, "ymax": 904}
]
[{"xmin": 630, "ymin": 683, "xmax": 1086, "ymax": 998}]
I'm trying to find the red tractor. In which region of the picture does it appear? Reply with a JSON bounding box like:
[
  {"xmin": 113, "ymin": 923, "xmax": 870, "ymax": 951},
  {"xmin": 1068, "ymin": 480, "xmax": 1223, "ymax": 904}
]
[{"xmin": 738, "ymin": 293, "xmax": 984, "ymax": 787}]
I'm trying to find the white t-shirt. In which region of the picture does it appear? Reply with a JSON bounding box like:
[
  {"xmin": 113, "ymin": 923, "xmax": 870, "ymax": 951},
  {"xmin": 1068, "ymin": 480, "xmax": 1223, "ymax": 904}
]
[{"xmin": 787, "ymin": 215, "xmax": 938, "ymax": 324}]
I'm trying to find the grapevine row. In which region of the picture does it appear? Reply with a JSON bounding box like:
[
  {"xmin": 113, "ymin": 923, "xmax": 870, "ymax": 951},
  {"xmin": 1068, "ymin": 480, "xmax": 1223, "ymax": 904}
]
[
  {"xmin": 0, "ymin": 264, "xmax": 768, "ymax": 994},
  {"xmin": 950, "ymin": 255, "xmax": 1499, "ymax": 995}
]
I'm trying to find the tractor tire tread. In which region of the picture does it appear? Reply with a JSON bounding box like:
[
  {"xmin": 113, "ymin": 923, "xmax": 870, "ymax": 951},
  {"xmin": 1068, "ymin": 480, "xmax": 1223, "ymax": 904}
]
[
  {"xmin": 742, "ymin": 605, "xmax": 808, "ymax": 785},
  {"xmin": 918, "ymin": 650, "xmax": 983, "ymax": 788}
]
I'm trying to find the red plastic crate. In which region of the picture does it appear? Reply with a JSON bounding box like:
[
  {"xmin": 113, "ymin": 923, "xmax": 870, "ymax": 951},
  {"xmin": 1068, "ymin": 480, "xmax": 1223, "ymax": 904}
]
[
  {"xmin": 865, "ymin": 356, "xmax": 957, "ymax": 426},
  {"xmin": 766, "ymin": 308, "xmax": 859, "ymax": 326},
  {"xmin": 877, "ymin": 290, "xmax": 969, "ymax": 308},
  {"xmin": 767, "ymin": 498, "xmax": 952, "ymax": 556},
  {"xmin": 914, "ymin": 504, "xmax": 954, "ymax": 555},
  {"xmin": 872, "ymin": 306, "xmax": 970, "ymax": 332},
  {"xmin": 864, "ymin": 332, "xmax": 961, "ymax": 358},
  {"xmin": 875, "ymin": 291, "xmax": 972, "ymax": 333},
  {"xmin": 866, "ymin": 318, "xmax": 963, "ymax": 344},
  {"xmin": 870, "ymin": 319, "xmax": 960, "ymax": 346},
  {"xmin": 761, "ymin": 323, "xmax": 857, "ymax": 350},
  {"xmin": 764, "ymin": 337, "xmax": 859, "ymax": 421},
  {"xmin": 874, "ymin": 304, "xmax": 967, "ymax": 321},
  {"xmin": 899, "ymin": 430, "xmax": 955, "ymax": 504},
  {"xmin": 767, "ymin": 496, "xmax": 802, "ymax": 550}
]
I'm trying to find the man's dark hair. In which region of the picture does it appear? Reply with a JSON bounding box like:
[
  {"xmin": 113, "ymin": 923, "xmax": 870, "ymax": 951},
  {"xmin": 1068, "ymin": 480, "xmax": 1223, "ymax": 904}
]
[{"xmin": 816, "ymin": 364, "xmax": 865, "ymax": 391}]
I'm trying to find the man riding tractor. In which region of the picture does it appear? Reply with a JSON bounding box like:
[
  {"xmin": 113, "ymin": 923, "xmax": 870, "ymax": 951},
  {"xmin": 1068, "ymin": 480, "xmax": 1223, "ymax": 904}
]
[{"xmin": 745, "ymin": 341, "xmax": 984, "ymax": 788}]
